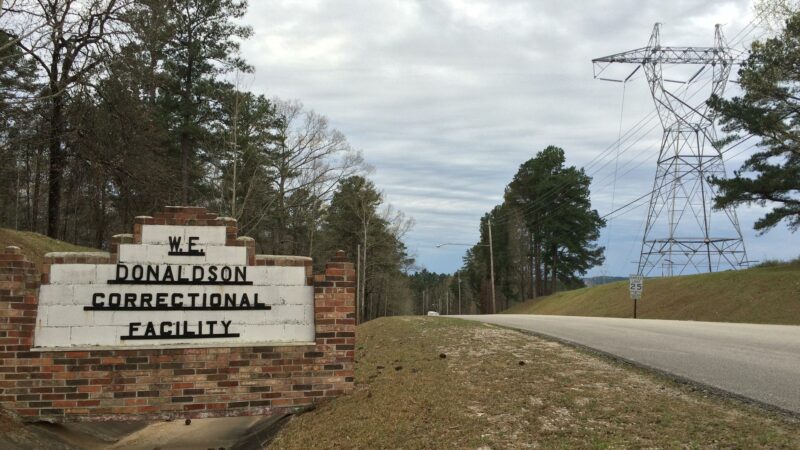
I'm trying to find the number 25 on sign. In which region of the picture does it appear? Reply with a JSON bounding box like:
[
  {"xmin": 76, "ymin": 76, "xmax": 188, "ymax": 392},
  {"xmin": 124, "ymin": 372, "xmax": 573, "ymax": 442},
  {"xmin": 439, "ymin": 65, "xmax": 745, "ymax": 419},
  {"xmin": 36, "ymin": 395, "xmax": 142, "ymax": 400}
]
[{"xmin": 629, "ymin": 275, "xmax": 643, "ymax": 318}]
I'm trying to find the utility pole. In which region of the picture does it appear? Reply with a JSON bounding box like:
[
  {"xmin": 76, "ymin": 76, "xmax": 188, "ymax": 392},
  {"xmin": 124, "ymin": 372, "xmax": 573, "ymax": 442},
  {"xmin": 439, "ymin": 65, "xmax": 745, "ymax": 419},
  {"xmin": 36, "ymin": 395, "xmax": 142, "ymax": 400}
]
[
  {"xmin": 488, "ymin": 219, "xmax": 496, "ymax": 314},
  {"xmin": 356, "ymin": 244, "xmax": 361, "ymax": 324},
  {"xmin": 457, "ymin": 271, "xmax": 462, "ymax": 315}
]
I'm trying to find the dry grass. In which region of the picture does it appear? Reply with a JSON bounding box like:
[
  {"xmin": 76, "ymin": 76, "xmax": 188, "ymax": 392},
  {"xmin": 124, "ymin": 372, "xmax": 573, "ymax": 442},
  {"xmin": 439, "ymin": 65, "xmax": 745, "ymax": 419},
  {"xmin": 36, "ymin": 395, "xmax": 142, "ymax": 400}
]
[
  {"xmin": 504, "ymin": 262, "xmax": 800, "ymax": 325},
  {"xmin": 268, "ymin": 317, "xmax": 800, "ymax": 449},
  {"xmin": 0, "ymin": 228, "xmax": 96, "ymax": 271}
]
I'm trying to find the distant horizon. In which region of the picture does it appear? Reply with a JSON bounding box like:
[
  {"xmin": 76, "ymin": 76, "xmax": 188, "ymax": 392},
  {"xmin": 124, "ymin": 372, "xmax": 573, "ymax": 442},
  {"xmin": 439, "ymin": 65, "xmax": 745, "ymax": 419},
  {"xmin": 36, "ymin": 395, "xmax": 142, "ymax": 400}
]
[{"xmin": 240, "ymin": 0, "xmax": 797, "ymax": 275}]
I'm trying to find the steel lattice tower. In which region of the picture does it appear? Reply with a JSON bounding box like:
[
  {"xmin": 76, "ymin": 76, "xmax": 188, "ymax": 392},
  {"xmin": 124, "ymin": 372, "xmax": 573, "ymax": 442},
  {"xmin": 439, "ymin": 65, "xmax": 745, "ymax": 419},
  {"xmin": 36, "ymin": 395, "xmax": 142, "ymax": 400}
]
[{"xmin": 593, "ymin": 24, "xmax": 749, "ymax": 276}]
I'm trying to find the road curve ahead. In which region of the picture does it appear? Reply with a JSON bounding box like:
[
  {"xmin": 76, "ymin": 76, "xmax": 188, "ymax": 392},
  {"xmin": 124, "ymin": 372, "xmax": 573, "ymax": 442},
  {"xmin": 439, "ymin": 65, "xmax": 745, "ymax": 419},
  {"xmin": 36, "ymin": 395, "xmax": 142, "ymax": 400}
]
[{"xmin": 456, "ymin": 314, "xmax": 800, "ymax": 414}]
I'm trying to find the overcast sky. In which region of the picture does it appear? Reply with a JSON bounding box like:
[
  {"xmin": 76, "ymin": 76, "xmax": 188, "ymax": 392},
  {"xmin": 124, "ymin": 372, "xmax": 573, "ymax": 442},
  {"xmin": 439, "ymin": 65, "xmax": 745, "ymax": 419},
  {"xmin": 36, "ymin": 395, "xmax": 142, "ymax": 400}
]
[{"xmin": 240, "ymin": 0, "xmax": 796, "ymax": 276}]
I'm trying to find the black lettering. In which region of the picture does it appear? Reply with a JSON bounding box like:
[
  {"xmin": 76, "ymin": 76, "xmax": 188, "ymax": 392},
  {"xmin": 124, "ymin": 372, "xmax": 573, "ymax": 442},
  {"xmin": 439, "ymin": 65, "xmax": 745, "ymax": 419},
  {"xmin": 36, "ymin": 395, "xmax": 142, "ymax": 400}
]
[
  {"xmin": 160, "ymin": 322, "xmax": 173, "ymax": 336},
  {"xmin": 206, "ymin": 321, "xmax": 216, "ymax": 334},
  {"xmin": 131, "ymin": 264, "xmax": 143, "ymax": 281},
  {"xmin": 221, "ymin": 266, "xmax": 232, "ymax": 282},
  {"xmin": 168, "ymin": 236, "xmax": 182, "ymax": 252},
  {"xmin": 240, "ymin": 293, "xmax": 251, "ymax": 308},
  {"xmin": 147, "ymin": 265, "xmax": 159, "ymax": 281},
  {"xmin": 163, "ymin": 266, "xmax": 174, "ymax": 282},
  {"xmin": 235, "ymin": 266, "xmax": 247, "ymax": 282},
  {"xmin": 128, "ymin": 322, "xmax": 141, "ymax": 336},
  {"xmin": 221, "ymin": 320, "xmax": 232, "ymax": 335},
  {"xmin": 177, "ymin": 266, "xmax": 189, "ymax": 282},
  {"xmin": 210, "ymin": 293, "xmax": 222, "ymax": 307},
  {"xmin": 208, "ymin": 266, "xmax": 218, "ymax": 282},
  {"xmin": 171, "ymin": 293, "xmax": 184, "ymax": 308},
  {"xmin": 183, "ymin": 321, "xmax": 195, "ymax": 336},
  {"xmin": 254, "ymin": 293, "xmax": 264, "ymax": 308},
  {"xmin": 124, "ymin": 293, "xmax": 136, "ymax": 309},
  {"xmin": 225, "ymin": 293, "xmax": 236, "ymax": 308},
  {"xmin": 92, "ymin": 293, "xmax": 105, "ymax": 308},
  {"xmin": 192, "ymin": 266, "xmax": 204, "ymax": 282},
  {"xmin": 188, "ymin": 293, "xmax": 199, "ymax": 308},
  {"xmin": 144, "ymin": 322, "xmax": 156, "ymax": 337},
  {"xmin": 109, "ymin": 293, "xmax": 121, "ymax": 307},
  {"xmin": 115, "ymin": 264, "xmax": 128, "ymax": 281},
  {"xmin": 188, "ymin": 236, "xmax": 198, "ymax": 253},
  {"xmin": 141, "ymin": 293, "xmax": 153, "ymax": 308},
  {"xmin": 156, "ymin": 293, "xmax": 167, "ymax": 308}
]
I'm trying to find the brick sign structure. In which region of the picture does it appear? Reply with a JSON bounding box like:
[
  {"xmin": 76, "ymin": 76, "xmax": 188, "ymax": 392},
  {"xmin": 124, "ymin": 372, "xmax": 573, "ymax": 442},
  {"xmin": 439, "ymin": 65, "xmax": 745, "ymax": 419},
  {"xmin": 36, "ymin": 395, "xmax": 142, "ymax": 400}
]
[{"xmin": 0, "ymin": 207, "xmax": 355, "ymax": 422}]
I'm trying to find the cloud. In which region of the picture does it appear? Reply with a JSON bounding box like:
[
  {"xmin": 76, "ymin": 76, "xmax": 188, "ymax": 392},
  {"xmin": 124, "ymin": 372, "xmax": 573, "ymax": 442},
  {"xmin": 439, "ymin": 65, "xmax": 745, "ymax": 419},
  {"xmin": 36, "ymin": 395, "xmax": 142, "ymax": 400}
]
[{"xmin": 240, "ymin": 0, "xmax": 796, "ymax": 275}]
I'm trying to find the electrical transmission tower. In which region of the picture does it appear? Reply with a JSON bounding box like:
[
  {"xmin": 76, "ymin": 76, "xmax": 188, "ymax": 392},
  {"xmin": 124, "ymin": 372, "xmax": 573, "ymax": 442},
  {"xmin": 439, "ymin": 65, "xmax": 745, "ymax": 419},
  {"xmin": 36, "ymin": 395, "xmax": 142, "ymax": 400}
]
[{"xmin": 593, "ymin": 24, "xmax": 749, "ymax": 276}]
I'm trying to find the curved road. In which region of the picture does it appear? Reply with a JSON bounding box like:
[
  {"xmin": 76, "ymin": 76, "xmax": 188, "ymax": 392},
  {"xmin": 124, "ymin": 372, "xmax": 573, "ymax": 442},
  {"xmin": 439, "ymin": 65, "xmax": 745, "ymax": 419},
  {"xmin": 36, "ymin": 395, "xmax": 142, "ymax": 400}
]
[{"xmin": 456, "ymin": 315, "xmax": 800, "ymax": 414}]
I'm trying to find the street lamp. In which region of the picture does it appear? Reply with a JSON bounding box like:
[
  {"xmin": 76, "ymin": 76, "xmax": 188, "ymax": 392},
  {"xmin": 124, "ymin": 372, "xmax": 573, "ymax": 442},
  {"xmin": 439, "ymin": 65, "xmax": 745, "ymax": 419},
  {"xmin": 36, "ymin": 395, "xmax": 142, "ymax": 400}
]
[{"xmin": 435, "ymin": 219, "xmax": 496, "ymax": 315}]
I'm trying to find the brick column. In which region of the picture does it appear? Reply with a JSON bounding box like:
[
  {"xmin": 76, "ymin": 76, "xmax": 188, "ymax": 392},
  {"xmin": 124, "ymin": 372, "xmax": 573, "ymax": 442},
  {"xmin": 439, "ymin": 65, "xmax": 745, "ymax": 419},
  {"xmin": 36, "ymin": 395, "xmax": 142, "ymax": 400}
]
[
  {"xmin": 313, "ymin": 250, "xmax": 356, "ymax": 397},
  {"xmin": 0, "ymin": 246, "xmax": 40, "ymax": 414}
]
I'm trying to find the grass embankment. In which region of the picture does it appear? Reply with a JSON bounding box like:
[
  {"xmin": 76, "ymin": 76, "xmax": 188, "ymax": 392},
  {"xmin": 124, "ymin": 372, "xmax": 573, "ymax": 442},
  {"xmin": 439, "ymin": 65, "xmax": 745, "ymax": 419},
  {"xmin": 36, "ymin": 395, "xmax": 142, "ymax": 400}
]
[
  {"xmin": 504, "ymin": 262, "xmax": 800, "ymax": 325},
  {"xmin": 269, "ymin": 317, "xmax": 799, "ymax": 449},
  {"xmin": 0, "ymin": 228, "xmax": 95, "ymax": 270}
]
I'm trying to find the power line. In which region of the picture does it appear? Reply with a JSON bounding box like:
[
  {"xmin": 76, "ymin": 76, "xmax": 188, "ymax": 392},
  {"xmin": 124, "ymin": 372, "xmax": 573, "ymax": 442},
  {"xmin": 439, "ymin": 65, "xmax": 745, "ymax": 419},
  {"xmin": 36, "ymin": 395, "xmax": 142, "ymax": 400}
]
[{"xmin": 487, "ymin": 18, "xmax": 766, "ymax": 230}]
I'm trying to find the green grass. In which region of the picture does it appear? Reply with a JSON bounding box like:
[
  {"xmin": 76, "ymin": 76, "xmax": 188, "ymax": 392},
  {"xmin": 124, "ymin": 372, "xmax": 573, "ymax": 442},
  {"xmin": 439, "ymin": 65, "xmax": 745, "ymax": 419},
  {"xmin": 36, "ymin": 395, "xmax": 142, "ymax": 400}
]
[
  {"xmin": 269, "ymin": 317, "xmax": 800, "ymax": 449},
  {"xmin": 504, "ymin": 262, "xmax": 800, "ymax": 324},
  {"xmin": 0, "ymin": 228, "xmax": 96, "ymax": 270}
]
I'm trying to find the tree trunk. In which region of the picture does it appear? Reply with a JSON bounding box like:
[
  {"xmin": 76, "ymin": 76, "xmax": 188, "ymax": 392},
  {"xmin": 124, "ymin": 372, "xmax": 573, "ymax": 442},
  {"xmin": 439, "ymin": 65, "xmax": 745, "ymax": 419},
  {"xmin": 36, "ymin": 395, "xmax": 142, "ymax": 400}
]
[
  {"xmin": 46, "ymin": 94, "xmax": 64, "ymax": 238},
  {"xmin": 180, "ymin": 53, "xmax": 195, "ymax": 205},
  {"xmin": 543, "ymin": 261, "xmax": 549, "ymax": 296},
  {"xmin": 180, "ymin": 129, "xmax": 191, "ymax": 205},
  {"xmin": 534, "ymin": 239, "xmax": 543, "ymax": 298},
  {"xmin": 551, "ymin": 244, "xmax": 558, "ymax": 295},
  {"xmin": 94, "ymin": 181, "xmax": 106, "ymax": 249}
]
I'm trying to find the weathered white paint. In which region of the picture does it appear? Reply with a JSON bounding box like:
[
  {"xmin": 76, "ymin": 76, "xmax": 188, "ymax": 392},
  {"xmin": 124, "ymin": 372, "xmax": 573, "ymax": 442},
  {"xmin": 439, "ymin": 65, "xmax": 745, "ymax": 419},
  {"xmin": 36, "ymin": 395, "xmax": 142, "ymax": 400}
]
[{"xmin": 34, "ymin": 224, "xmax": 314, "ymax": 349}]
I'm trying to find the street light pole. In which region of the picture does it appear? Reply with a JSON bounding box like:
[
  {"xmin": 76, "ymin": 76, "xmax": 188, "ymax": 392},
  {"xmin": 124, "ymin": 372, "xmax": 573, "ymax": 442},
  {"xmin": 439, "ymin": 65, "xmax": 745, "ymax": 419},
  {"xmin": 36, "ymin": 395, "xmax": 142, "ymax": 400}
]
[{"xmin": 435, "ymin": 236, "xmax": 497, "ymax": 315}]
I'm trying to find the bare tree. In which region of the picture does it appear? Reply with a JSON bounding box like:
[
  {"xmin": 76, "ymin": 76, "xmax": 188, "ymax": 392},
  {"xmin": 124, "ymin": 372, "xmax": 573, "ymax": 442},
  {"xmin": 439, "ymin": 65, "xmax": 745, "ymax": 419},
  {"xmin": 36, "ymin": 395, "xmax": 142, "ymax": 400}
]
[
  {"xmin": 4, "ymin": 0, "xmax": 127, "ymax": 237},
  {"xmin": 261, "ymin": 99, "xmax": 362, "ymax": 253}
]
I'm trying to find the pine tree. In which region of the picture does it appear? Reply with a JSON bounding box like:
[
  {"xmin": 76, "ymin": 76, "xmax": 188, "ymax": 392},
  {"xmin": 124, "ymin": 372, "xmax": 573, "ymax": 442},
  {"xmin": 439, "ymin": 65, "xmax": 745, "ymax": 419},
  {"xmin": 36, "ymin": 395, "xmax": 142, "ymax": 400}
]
[
  {"xmin": 505, "ymin": 146, "xmax": 605, "ymax": 296},
  {"xmin": 708, "ymin": 12, "xmax": 800, "ymax": 232}
]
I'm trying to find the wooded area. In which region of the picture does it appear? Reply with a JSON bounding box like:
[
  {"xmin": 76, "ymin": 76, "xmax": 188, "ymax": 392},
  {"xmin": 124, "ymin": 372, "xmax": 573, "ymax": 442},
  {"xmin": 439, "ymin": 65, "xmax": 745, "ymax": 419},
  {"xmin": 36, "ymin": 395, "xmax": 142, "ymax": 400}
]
[
  {"xmin": 458, "ymin": 146, "xmax": 606, "ymax": 312},
  {"xmin": 5, "ymin": 1, "xmax": 793, "ymax": 319},
  {"xmin": 0, "ymin": 0, "xmax": 414, "ymax": 322}
]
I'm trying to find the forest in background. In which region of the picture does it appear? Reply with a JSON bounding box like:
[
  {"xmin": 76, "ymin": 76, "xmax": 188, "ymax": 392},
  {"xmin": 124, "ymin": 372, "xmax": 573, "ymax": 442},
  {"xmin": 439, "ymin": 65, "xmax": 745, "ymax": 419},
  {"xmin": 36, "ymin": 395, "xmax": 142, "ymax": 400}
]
[
  {"xmin": 5, "ymin": 1, "xmax": 792, "ymax": 319},
  {"xmin": 0, "ymin": 0, "xmax": 415, "ymax": 321}
]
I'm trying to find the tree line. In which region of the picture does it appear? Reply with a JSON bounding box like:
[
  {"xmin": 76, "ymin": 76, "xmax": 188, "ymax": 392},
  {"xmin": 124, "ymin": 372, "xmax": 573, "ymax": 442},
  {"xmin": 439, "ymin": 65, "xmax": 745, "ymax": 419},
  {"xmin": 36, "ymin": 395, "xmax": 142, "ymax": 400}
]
[
  {"xmin": 0, "ymin": 0, "xmax": 414, "ymax": 322},
  {"xmin": 452, "ymin": 146, "xmax": 605, "ymax": 313}
]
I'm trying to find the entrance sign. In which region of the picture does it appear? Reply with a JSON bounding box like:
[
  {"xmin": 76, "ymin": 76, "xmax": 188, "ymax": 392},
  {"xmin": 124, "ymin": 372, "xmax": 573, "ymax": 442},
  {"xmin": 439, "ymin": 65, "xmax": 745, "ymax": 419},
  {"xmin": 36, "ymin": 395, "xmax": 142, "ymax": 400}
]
[
  {"xmin": 1, "ymin": 207, "xmax": 354, "ymax": 423},
  {"xmin": 629, "ymin": 274, "xmax": 643, "ymax": 300},
  {"xmin": 34, "ymin": 224, "xmax": 314, "ymax": 348}
]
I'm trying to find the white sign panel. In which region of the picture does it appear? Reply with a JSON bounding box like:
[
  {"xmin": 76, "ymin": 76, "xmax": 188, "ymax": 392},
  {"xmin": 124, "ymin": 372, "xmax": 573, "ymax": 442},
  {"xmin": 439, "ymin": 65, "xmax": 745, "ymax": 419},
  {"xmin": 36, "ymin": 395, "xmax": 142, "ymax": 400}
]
[
  {"xmin": 629, "ymin": 274, "xmax": 643, "ymax": 300},
  {"xmin": 34, "ymin": 225, "xmax": 314, "ymax": 349}
]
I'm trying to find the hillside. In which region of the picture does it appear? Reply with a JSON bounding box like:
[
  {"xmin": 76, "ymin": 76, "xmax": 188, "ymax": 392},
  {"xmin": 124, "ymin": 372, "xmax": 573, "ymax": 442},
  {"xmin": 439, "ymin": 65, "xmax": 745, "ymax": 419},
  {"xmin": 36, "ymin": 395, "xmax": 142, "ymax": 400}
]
[
  {"xmin": 0, "ymin": 228, "xmax": 96, "ymax": 271},
  {"xmin": 504, "ymin": 262, "xmax": 800, "ymax": 325}
]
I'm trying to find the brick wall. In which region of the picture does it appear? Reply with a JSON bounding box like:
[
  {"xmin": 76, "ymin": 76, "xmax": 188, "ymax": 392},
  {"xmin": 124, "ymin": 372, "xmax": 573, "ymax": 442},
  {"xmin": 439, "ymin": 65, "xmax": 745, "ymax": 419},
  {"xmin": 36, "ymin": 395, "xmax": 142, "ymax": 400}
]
[{"xmin": 0, "ymin": 207, "xmax": 355, "ymax": 422}]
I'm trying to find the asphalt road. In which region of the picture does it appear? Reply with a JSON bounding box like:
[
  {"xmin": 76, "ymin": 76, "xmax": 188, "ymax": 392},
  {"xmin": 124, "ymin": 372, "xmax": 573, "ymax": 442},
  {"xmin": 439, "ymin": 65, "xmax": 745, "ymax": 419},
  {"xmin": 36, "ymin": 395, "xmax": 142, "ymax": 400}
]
[{"xmin": 456, "ymin": 314, "xmax": 800, "ymax": 414}]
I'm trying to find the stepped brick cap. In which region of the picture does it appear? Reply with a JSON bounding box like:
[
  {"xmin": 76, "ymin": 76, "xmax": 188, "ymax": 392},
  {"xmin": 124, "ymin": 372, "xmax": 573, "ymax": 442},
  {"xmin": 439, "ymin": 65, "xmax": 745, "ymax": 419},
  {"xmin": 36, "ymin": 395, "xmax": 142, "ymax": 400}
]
[{"xmin": 4, "ymin": 246, "xmax": 21, "ymax": 254}]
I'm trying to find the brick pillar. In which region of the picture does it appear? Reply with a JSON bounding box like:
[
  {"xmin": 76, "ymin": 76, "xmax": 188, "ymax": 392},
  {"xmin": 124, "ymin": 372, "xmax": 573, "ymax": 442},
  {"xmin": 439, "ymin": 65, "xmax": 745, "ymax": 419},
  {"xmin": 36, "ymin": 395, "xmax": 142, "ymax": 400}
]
[
  {"xmin": 0, "ymin": 246, "xmax": 40, "ymax": 412},
  {"xmin": 313, "ymin": 250, "xmax": 356, "ymax": 397}
]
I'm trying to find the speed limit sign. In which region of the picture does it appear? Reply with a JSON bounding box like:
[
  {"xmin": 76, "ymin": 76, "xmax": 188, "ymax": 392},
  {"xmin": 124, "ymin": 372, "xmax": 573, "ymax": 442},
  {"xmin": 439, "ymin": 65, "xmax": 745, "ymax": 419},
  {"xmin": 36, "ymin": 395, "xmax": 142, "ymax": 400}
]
[{"xmin": 629, "ymin": 275, "xmax": 643, "ymax": 300}]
